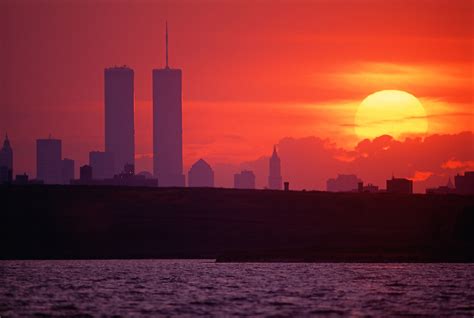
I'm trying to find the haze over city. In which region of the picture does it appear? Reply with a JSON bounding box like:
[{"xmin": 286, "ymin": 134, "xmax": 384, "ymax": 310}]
[{"xmin": 1, "ymin": 0, "xmax": 473, "ymax": 192}]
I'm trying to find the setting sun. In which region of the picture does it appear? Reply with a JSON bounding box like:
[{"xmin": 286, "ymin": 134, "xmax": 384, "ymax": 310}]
[{"xmin": 355, "ymin": 90, "xmax": 428, "ymax": 140}]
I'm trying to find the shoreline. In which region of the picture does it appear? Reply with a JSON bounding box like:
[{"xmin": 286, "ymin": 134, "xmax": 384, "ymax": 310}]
[{"xmin": 1, "ymin": 185, "xmax": 473, "ymax": 262}]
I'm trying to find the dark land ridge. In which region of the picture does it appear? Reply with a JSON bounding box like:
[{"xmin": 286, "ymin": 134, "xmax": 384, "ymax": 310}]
[{"xmin": 1, "ymin": 185, "xmax": 473, "ymax": 262}]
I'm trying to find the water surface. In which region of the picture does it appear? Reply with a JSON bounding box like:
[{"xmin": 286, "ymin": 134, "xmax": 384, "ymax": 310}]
[{"xmin": 1, "ymin": 260, "xmax": 473, "ymax": 316}]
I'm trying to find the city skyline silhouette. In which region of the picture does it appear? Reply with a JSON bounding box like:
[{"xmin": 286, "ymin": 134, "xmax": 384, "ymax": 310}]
[{"xmin": 1, "ymin": 1, "xmax": 472, "ymax": 192}]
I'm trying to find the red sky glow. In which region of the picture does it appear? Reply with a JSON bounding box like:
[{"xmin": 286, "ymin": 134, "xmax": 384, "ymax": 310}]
[{"xmin": 1, "ymin": 0, "xmax": 472, "ymax": 191}]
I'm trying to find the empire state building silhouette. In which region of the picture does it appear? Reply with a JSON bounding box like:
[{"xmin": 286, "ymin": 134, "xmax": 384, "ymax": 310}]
[
  {"xmin": 152, "ymin": 23, "xmax": 185, "ymax": 187},
  {"xmin": 268, "ymin": 146, "xmax": 282, "ymax": 190}
]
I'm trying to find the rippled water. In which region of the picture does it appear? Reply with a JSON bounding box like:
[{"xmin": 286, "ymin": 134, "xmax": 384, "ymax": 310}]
[{"xmin": 1, "ymin": 260, "xmax": 473, "ymax": 317}]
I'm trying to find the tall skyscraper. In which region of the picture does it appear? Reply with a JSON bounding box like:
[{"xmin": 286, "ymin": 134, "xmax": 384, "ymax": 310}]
[
  {"xmin": 0, "ymin": 134, "xmax": 13, "ymax": 184},
  {"xmin": 152, "ymin": 23, "xmax": 185, "ymax": 187},
  {"xmin": 104, "ymin": 66, "xmax": 135, "ymax": 175},
  {"xmin": 268, "ymin": 146, "xmax": 282, "ymax": 190},
  {"xmin": 36, "ymin": 137, "xmax": 62, "ymax": 184},
  {"xmin": 89, "ymin": 151, "xmax": 114, "ymax": 180}
]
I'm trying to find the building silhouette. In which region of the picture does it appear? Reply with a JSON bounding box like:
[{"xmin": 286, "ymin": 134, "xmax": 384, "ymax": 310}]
[
  {"xmin": 152, "ymin": 23, "xmax": 185, "ymax": 187},
  {"xmin": 454, "ymin": 171, "xmax": 474, "ymax": 194},
  {"xmin": 61, "ymin": 158, "xmax": 75, "ymax": 185},
  {"xmin": 188, "ymin": 159, "xmax": 214, "ymax": 187},
  {"xmin": 13, "ymin": 173, "xmax": 43, "ymax": 185},
  {"xmin": 327, "ymin": 174, "xmax": 362, "ymax": 192},
  {"xmin": 137, "ymin": 171, "xmax": 153, "ymax": 179},
  {"xmin": 109, "ymin": 164, "xmax": 158, "ymax": 187},
  {"xmin": 104, "ymin": 66, "xmax": 135, "ymax": 175},
  {"xmin": 386, "ymin": 176, "xmax": 413, "ymax": 194},
  {"xmin": 234, "ymin": 170, "xmax": 256, "ymax": 189},
  {"xmin": 14, "ymin": 173, "xmax": 29, "ymax": 185},
  {"xmin": 89, "ymin": 151, "xmax": 114, "ymax": 180},
  {"xmin": 72, "ymin": 164, "xmax": 157, "ymax": 187},
  {"xmin": 0, "ymin": 166, "xmax": 12, "ymax": 184},
  {"xmin": 122, "ymin": 163, "xmax": 134, "ymax": 176},
  {"xmin": 426, "ymin": 178, "xmax": 456, "ymax": 194},
  {"xmin": 79, "ymin": 165, "xmax": 93, "ymax": 182},
  {"xmin": 0, "ymin": 134, "xmax": 13, "ymax": 184},
  {"xmin": 268, "ymin": 146, "xmax": 282, "ymax": 190},
  {"xmin": 358, "ymin": 182, "xmax": 379, "ymax": 193},
  {"xmin": 36, "ymin": 137, "xmax": 62, "ymax": 184}
]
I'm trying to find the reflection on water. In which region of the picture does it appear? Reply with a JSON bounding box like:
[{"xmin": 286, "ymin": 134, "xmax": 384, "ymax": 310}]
[{"xmin": 1, "ymin": 260, "xmax": 473, "ymax": 316}]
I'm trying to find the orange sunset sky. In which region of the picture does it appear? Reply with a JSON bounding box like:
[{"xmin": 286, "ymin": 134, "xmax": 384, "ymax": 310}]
[{"xmin": 1, "ymin": 0, "xmax": 473, "ymax": 191}]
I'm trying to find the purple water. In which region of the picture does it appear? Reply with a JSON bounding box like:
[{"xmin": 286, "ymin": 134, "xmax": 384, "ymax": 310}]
[{"xmin": 1, "ymin": 260, "xmax": 473, "ymax": 316}]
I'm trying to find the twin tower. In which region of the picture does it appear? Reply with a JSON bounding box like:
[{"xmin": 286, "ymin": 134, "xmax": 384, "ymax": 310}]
[{"xmin": 104, "ymin": 23, "xmax": 184, "ymax": 187}]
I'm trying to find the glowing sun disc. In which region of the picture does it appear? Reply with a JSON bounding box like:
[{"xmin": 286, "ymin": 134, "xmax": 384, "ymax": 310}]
[{"xmin": 355, "ymin": 90, "xmax": 428, "ymax": 140}]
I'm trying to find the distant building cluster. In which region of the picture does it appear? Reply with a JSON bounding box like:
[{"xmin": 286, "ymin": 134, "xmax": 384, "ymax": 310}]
[
  {"xmin": 71, "ymin": 163, "xmax": 157, "ymax": 187},
  {"xmin": 424, "ymin": 173, "xmax": 474, "ymax": 195},
  {"xmin": 1, "ymin": 26, "xmax": 472, "ymax": 195},
  {"xmin": 0, "ymin": 103, "xmax": 474, "ymax": 195},
  {"xmin": 327, "ymin": 174, "xmax": 362, "ymax": 192},
  {"xmin": 425, "ymin": 178, "xmax": 455, "ymax": 194},
  {"xmin": 326, "ymin": 174, "xmax": 415, "ymax": 194},
  {"xmin": 358, "ymin": 182, "xmax": 379, "ymax": 193},
  {"xmin": 324, "ymin": 172, "xmax": 474, "ymax": 195}
]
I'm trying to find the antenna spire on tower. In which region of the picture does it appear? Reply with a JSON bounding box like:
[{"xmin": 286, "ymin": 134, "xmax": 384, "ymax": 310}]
[{"xmin": 165, "ymin": 21, "xmax": 169, "ymax": 68}]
